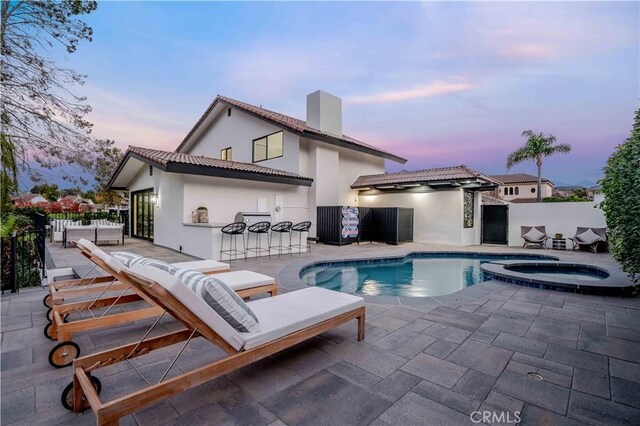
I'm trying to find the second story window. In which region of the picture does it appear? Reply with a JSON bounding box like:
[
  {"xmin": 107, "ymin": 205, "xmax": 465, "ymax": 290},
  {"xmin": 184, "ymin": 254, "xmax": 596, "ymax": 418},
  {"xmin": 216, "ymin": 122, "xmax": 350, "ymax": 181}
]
[
  {"xmin": 253, "ymin": 131, "xmax": 283, "ymax": 162},
  {"xmin": 220, "ymin": 147, "xmax": 232, "ymax": 161}
]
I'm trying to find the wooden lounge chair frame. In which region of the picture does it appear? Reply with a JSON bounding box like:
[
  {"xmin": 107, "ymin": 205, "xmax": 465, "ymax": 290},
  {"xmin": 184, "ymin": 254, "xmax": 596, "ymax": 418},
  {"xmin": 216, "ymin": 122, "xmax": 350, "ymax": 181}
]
[
  {"xmin": 568, "ymin": 227, "xmax": 608, "ymax": 254},
  {"xmin": 521, "ymin": 226, "xmax": 550, "ymax": 249},
  {"xmin": 47, "ymin": 248, "xmax": 276, "ymax": 368},
  {"xmin": 67, "ymin": 270, "xmax": 365, "ymax": 425}
]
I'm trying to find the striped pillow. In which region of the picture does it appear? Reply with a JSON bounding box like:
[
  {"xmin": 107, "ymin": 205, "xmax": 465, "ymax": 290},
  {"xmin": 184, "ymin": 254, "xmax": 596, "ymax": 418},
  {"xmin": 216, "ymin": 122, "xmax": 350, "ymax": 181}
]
[
  {"xmin": 92, "ymin": 219, "xmax": 109, "ymax": 226},
  {"xmin": 111, "ymin": 251, "xmax": 145, "ymax": 268},
  {"xmin": 137, "ymin": 258, "xmax": 179, "ymax": 275},
  {"xmin": 172, "ymin": 267, "xmax": 260, "ymax": 333},
  {"xmin": 53, "ymin": 219, "xmax": 74, "ymax": 232}
]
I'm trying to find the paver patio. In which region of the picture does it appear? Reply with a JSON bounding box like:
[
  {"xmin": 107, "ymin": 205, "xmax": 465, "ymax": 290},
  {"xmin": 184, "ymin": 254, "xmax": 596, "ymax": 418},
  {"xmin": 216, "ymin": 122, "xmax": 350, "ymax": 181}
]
[{"xmin": 1, "ymin": 239, "xmax": 639, "ymax": 425}]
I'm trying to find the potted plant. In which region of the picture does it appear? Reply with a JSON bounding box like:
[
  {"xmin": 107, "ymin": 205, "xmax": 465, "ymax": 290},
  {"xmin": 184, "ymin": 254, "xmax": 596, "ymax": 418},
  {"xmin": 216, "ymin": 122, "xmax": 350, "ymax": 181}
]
[
  {"xmin": 196, "ymin": 206, "xmax": 209, "ymax": 223},
  {"xmin": 555, "ymin": 233, "xmax": 563, "ymax": 239}
]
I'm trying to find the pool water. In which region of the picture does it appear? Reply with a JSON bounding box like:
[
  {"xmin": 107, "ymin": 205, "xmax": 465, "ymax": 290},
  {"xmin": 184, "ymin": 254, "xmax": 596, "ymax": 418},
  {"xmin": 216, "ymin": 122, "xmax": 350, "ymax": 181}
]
[{"xmin": 300, "ymin": 254, "xmax": 554, "ymax": 297}]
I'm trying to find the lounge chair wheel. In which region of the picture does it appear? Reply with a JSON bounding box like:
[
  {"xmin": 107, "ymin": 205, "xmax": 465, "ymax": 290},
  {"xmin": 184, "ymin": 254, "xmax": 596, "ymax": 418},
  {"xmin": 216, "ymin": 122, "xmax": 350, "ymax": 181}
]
[
  {"xmin": 44, "ymin": 323, "xmax": 54, "ymax": 340},
  {"xmin": 48, "ymin": 341, "xmax": 80, "ymax": 368},
  {"xmin": 46, "ymin": 308, "xmax": 69, "ymax": 322},
  {"xmin": 43, "ymin": 294, "xmax": 52, "ymax": 308},
  {"xmin": 61, "ymin": 376, "xmax": 101, "ymax": 411}
]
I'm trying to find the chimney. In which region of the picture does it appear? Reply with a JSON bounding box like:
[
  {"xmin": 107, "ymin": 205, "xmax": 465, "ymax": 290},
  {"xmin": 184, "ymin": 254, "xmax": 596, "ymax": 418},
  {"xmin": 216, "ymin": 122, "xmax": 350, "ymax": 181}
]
[{"xmin": 306, "ymin": 90, "xmax": 342, "ymax": 136}]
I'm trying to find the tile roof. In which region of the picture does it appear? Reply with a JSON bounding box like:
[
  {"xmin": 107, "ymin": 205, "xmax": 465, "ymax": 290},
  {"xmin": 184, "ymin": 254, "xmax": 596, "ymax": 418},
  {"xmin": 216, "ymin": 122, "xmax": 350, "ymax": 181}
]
[
  {"xmin": 351, "ymin": 165, "xmax": 498, "ymax": 189},
  {"xmin": 120, "ymin": 146, "xmax": 313, "ymax": 184},
  {"xmin": 509, "ymin": 197, "xmax": 544, "ymax": 203},
  {"xmin": 489, "ymin": 173, "xmax": 551, "ymax": 184},
  {"xmin": 175, "ymin": 95, "xmax": 407, "ymax": 164}
]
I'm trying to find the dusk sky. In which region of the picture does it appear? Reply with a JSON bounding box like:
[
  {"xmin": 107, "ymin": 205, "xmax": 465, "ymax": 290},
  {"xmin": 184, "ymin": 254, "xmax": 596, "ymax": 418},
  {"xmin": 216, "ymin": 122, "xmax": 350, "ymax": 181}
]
[{"xmin": 51, "ymin": 1, "xmax": 638, "ymax": 187}]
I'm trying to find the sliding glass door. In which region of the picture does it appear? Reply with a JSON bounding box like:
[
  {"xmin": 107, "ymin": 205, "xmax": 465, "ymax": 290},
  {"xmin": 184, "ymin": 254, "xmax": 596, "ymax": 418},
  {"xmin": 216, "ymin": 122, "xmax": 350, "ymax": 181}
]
[{"xmin": 131, "ymin": 188, "xmax": 154, "ymax": 241}]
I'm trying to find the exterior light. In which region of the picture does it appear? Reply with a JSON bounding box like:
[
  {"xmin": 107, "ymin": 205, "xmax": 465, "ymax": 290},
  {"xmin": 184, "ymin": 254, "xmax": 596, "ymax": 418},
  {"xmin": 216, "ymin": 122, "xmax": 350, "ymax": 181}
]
[{"xmin": 150, "ymin": 193, "xmax": 158, "ymax": 205}]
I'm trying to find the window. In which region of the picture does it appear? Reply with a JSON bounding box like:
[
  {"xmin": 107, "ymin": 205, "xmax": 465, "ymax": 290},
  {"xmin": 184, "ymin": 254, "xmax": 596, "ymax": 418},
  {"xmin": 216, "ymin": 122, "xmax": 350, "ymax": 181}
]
[
  {"xmin": 227, "ymin": 108, "xmax": 231, "ymax": 117},
  {"xmin": 515, "ymin": 187, "xmax": 519, "ymax": 195},
  {"xmin": 253, "ymin": 131, "xmax": 283, "ymax": 162},
  {"xmin": 509, "ymin": 187, "xmax": 513, "ymax": 195},
  {"xmin": 531, "ymin": 187, "xmax": 536, "ymax": 193},
  {"xmin": 220, "ymin": 147, "xmax": 232, "ymax": 161},
  {"xmin": 149, "ymin": 165, "xmax": 153, "ymax": 176}
]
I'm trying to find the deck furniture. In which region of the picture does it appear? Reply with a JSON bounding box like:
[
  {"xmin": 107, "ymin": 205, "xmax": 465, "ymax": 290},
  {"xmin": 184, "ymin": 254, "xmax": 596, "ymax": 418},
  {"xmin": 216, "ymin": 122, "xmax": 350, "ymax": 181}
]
[
  {"xmin": 63, "ymin": 263, "xmax": 365, "ymax": 425},
  {"xmin": 64, "ymin": 225, "xmax": 96, "ymax": 248},
  {"xmin": 45, "ymin": 239, "xmax": 277, "ymax": 368},
  {"xmin": 291, "ymin": 221, "xmax": 312, "ymax": 254},
  {"xmin": 95, "ymin": 224, "xmax": 125, "ymax": 245},
  {"xmin": 246, "ymin": 221, "xmax": 271, "ymax": 258},
  {"xmin": 269, "ymin": 221, "xmax": 293, "ymax": 257},
  {"xmin": 551, "ymin": 237, "xmax": 567, "ymax": 251},
  {"xmin": 521, "ymin": 226, "xmax": 550, "ymax": 249},
  {"xmin": 568, "ymin": 227, "xmax": 608, "ymax": 253},
  {"xmin": 220, "ymin": 222, "xmax": 247, "ymax": 261}
]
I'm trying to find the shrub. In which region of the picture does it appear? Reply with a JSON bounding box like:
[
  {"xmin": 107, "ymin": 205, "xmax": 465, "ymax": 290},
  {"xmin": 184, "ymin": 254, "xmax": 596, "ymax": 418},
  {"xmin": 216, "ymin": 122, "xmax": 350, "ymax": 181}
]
[{"xmin": 601, "ymin": 108, "xmax": 640, "ymax": 284}]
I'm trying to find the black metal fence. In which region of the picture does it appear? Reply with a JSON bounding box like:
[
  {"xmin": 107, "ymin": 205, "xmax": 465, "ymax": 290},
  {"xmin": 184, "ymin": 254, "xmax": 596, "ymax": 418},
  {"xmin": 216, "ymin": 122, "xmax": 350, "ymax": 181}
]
[
  {"xmin": 49, "ymin": 210, "xmax": 129, "ymax": 235},
  {"xmin": 1, "ymin": 213, "xmax": 47, "ymax": 293}
]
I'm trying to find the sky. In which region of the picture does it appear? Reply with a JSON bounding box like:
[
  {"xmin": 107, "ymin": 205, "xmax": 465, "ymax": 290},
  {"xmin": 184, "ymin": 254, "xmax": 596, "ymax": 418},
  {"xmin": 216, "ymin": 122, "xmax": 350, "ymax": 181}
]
[{"xmin": 44, "ymin": 1, "xmax": 639, "ymax": 188}]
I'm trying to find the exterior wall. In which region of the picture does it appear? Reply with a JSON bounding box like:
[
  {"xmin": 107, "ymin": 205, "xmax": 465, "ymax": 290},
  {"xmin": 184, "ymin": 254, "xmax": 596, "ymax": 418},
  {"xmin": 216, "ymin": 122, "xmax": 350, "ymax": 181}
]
[
  {"xmin": 358, "ymin": 189, "xmax": 476, "ymax": 246},
  {"xmin": 338, "ymin": 148, "xmax": 385, "ymax": 206},
  {"xmin": 507, "ymin": 202, "xmax": 606, "ymax": 246},
  {"xmin": 498, "ymin": 182, "xmax": 553, "ymax": 200},
  {"xmin": 186, "ymin": 108, "xmax": 301, "ymax": 174}
]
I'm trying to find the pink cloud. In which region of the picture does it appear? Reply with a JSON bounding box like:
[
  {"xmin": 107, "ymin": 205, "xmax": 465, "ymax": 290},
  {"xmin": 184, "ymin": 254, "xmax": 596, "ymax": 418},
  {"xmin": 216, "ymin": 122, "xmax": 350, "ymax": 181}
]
[{"xmin": 346, "ymin": 82, "xmax": 476, "ymax": 105}]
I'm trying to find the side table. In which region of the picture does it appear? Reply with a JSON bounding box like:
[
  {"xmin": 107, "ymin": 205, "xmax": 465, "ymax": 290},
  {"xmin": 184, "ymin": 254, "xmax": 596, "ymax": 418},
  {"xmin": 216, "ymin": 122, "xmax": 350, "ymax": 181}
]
[{"xmin": 552, "ymin": 238, "xmax": 566, "ymax": 250}]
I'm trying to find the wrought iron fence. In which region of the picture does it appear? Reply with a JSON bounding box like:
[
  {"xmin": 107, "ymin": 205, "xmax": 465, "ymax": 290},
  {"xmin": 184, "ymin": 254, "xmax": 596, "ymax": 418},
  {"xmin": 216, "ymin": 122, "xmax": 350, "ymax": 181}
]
[{"xmin": 1, "ymin": 213, "xmax": 47, "ymax": 293}]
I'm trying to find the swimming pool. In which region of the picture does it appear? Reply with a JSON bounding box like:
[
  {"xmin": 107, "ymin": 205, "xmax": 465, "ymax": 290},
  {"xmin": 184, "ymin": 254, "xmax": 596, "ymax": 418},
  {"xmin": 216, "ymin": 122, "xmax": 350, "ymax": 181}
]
[{"xmin": 300, "ymin": 253, "xmax": 557, "ymax": 297}]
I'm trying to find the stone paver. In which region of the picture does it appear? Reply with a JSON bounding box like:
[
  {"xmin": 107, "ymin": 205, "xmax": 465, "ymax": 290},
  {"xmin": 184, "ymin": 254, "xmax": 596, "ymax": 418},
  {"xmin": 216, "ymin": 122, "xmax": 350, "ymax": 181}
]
[{"xmin": 1, "ymin": 238, "xmax": 638, "ymax": 425}]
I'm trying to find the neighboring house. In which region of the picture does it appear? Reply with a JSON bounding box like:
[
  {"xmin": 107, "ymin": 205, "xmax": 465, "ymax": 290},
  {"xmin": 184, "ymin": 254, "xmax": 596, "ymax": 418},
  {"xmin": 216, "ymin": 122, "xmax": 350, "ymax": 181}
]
[
  {"xmin": 108, "ymin": 90, "xmax": 497, "ymax": 259},
  {"xmin": 489, "ymin": 173, "xmax": 554, "ymax": 201},
  {"xmin": 11, "ymin": 194, "xmax": 48, "ymax": 205},
  {"xmin": 58, "ymin": 195, "xmax": 95, "ymax": 211}
]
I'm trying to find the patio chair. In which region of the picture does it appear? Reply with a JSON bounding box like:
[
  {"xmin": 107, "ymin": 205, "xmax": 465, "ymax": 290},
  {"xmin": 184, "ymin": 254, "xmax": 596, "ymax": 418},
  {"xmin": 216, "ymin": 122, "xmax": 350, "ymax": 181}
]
[
  {"xmin": 521, "ymin": 226, "xmax": 550, "ymax": 249},
  {"xmin": 64, "ymin": 224, "xmax": 96, "ymax": 248},
  {"xmin": 95, "ymin": 223, "xmax": 125, "ymax": 245},
  {"xmin": 62, "ymin": 263, "xmax": 365, "ymax": 425},
  {"xmin": 568, "ymin": 227, "xmax": 608, "ymax": 254},
  {"xmin": 46, "ymin": 240, "xmax": 278, "ymax": 368},
  {"xmin": 51, "ymin": 219, "xmax": 78, "ymax": 243}
]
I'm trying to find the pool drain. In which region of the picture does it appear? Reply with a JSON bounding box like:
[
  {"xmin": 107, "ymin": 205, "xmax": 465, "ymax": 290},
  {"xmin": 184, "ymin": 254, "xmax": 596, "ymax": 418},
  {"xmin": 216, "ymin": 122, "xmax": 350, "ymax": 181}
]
[{"xmin": 527, "ymin": 372, "xmax": 543, "ymax": 381}]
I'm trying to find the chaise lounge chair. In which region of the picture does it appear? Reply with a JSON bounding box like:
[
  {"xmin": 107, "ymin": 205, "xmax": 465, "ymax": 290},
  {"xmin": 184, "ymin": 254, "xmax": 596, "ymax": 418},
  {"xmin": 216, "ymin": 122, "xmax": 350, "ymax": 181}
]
[
  {"xmin": 63, "ymin": 263, "xmax": 365, "ymax": 425},
  {"xmin": 521, "ymin": 226, "xmax": 550, "ymax": 249},
  {"xmin": 46, "ymin": 239, "xmax": 278, "ymax": 368},
  {"xmin": 568, "ymin": 227, "xmax": 608, "ymax": 253}
]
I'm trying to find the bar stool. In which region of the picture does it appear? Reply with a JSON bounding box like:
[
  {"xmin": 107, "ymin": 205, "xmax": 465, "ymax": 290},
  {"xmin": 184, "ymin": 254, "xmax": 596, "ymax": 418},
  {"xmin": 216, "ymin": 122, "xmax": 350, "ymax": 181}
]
[
  {"xmin": 290, "ymin": 221, "xmax": 312, "ymax": 254},
  {"xmin": 220, "ymin": 222, "xmax": 246, "ymax": 261},
  {"xmin": 269, "ymin": 221, "xmax": 292, "ymax": 257},
  {"xmin": 246, "ymin": 221, "xmax": 271, "ymax": 258}
]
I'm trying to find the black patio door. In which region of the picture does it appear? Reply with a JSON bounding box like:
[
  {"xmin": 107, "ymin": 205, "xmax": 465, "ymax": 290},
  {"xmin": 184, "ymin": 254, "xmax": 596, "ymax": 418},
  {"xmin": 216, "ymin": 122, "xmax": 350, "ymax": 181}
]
[
  {"xmin": 481, "ymin": 205, "xmax": 508, "ymax": 245},
  {"xmin": 131, "ymin": 188, "xmax": 154, "ymax": 241}
]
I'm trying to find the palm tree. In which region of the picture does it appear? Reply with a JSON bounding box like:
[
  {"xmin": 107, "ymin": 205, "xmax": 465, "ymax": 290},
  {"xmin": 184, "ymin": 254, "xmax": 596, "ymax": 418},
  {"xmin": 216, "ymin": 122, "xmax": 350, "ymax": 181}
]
[{"xmin": 507, "ymin": 130, "xmax": 571, "ymax": 202}]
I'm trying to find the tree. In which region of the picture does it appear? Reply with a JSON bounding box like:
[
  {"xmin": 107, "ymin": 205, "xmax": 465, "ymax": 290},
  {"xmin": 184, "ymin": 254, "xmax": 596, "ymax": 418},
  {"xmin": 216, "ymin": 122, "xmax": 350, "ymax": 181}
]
[
  {"xmin": 30, "ymin": 183, "xmax": 59, "ymax": 201},
  {"xmin": 507, "ymin": 130, "xmax": 572, "ymax": 202},
  {"xmin": 1, "ymin": 1, "xmax": 99, "ymax": 188},
  {"xmin": 0, "ymin": 133, "xmax": 17, "ymax": 212},
  {"xmin": 59, "ymin": 187, "xmax": 82, "ymax": 198},
  {"xmin": 601, "ymin": 109, "xmax": 640, "ymax": 284},
  {"xmin": 92, "ymin": 139, "xmax": 125, "ymax": 206}
]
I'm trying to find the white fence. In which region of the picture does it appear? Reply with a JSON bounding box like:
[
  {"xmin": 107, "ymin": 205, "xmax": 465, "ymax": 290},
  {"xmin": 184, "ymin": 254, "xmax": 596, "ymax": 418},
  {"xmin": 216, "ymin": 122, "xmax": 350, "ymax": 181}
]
[{"xmin": 507, "ymin": 202, "xmax": 606, "ymax": 246}]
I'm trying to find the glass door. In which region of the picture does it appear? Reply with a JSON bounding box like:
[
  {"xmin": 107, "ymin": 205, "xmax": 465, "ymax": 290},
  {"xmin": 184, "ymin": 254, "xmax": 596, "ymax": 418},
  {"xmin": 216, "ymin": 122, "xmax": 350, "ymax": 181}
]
[{"xmin": 131, "ymin": 188, "xmax": 154, "ymax": 241}]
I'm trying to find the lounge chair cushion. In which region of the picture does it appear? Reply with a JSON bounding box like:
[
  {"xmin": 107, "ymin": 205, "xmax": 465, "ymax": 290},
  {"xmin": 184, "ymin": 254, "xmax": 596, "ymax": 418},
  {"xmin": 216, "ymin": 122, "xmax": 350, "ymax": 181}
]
[
  {"xmin": 172, "ymin": 260, "xmax": 229, "ymax": 273},
  {"xmin": 576, "ymin": 228, "xmax": 604, "ymax": 245},
  {"xmin": 129, "ymin": 264, "xmax": 245, "ymax": 351},
  {"xmin": 111, "ymin": 251, "xmax": 146, "ymax": 268},
  {"xmin": 523, "ymin": 227, "xmax": 545, "ymax": 241},
  {"xmin": 241, "ymin": 287, "xmax": 364, "ymax": 350},
  {"xmin": 213, "ymin": 271, "xmax": 274, "ymax": 291},
  {"xmin": 93, "ymin": 249, "xmax": 128, "ymax": 274},
  {"xmin": 77, "ymin": 238, "xmax": 100, "ymax": 253},
  {"xmin": 171, "ymin": 268, "xmax": 260, "ymax": 333}
]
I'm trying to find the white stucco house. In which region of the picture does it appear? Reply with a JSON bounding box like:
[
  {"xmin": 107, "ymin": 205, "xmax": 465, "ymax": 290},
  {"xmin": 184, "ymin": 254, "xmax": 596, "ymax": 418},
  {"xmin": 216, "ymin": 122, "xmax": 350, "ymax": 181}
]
[
  {"xmin": 108, "ymin": 90, "xmax": 497, "ymax": 259},
  {"xmin": 489, "ymin": 173, "xmax": 554, "ymax": 202}
]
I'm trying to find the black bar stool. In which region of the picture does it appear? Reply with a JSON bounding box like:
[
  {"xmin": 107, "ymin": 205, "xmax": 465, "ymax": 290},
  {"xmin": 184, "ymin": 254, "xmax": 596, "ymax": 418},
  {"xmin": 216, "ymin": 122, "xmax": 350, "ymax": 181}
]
[
  {"xmin": 290, "ymin": 221, "xmax": 312, "ymax": 254},
  {"xmin": 246, "ymin": 221, "xmax": 271, "ymax": 258},
  {"xmin": 220, "ymin": 222, "xmax": 246, "ymax": 261},
  {"xmin": 269, "ymin": 221, "xmax": 292, "ymax": 257}
]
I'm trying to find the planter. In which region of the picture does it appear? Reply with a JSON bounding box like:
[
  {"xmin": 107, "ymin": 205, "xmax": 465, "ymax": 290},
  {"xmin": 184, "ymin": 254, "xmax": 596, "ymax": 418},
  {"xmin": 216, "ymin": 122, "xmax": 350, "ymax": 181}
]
[{"xmin": 197, "ymin": 207, "xmax": 209, "ymax": 223}]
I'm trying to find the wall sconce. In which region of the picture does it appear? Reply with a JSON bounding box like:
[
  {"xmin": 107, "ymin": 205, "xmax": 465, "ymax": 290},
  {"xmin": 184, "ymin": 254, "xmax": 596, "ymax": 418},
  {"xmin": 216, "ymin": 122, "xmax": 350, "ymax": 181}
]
[{"xmin": 149, "ymin": 192, "xmax": 158, "ymax": 205}]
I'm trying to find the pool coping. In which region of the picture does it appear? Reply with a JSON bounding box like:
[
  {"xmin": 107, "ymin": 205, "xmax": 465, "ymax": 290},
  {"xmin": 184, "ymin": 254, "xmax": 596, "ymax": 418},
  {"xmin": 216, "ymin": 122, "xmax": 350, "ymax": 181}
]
[{"xmin": 277, "ymin": 250, "xmax": 636, "ymax": 307}]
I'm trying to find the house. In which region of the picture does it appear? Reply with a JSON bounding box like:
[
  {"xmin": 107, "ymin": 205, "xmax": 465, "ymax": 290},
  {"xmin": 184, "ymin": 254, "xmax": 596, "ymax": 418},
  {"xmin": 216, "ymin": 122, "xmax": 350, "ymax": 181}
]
[
  {"xmin": 489, "ymin": 173, "xmax": 554, "ymax": 201},
  {"xmin": 11, "ymin": 194, "xmax": 48, "ymax": 205},
  {"xmin": 58, "ymin": 195, "xmax": 95, "ymax": 211},
  {"xmin": 108, "ymin": 90, "xmax": 497, "ymax": 259}
]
